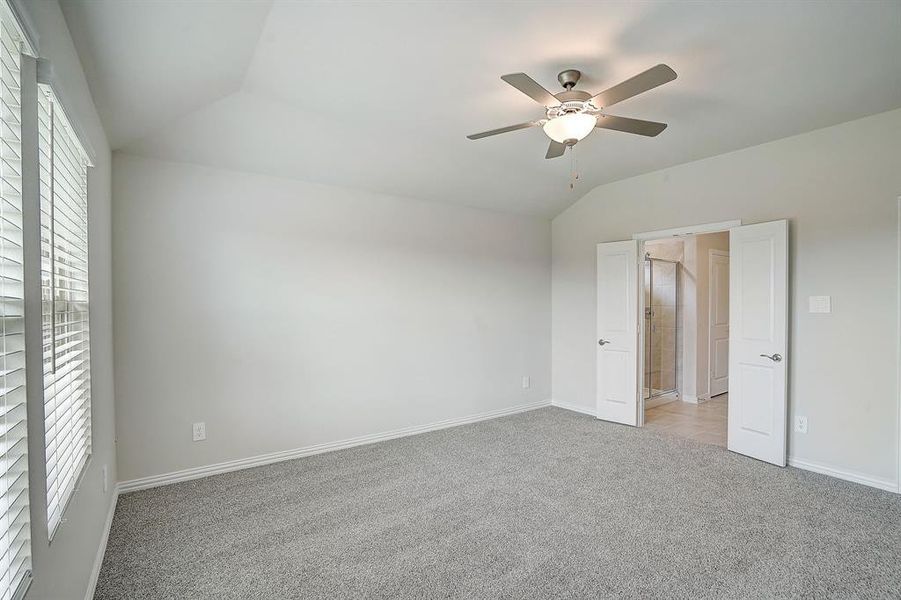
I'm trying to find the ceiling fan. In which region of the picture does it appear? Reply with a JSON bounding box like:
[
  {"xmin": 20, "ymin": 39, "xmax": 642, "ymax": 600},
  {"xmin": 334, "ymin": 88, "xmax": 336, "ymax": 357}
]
[{"xmin": 467, "ymin": 64, "xmax": 676, "ymax": 159}]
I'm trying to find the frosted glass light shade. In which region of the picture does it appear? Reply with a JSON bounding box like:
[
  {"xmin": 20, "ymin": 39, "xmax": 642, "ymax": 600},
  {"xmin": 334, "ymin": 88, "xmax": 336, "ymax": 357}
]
[{"xmin": 543, "ymin": 113, "xmax": 597, "ymax": 143}]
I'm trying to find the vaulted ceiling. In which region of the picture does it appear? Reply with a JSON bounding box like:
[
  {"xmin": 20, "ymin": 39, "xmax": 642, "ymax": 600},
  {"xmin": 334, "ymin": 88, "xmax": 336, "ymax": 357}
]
[{"xmin": 61, "ymin": 1, "xmax": 901, "ymax": 217}]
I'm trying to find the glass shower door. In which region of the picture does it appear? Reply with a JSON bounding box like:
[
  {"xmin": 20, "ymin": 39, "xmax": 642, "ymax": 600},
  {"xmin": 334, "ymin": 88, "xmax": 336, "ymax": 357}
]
[{"xmin": 644, "ymin": 257, "xmax": 678, "ymax": 400}]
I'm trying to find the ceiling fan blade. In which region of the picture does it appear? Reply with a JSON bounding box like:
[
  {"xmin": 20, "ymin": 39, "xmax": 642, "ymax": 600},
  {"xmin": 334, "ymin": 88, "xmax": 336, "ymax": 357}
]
[
  {"xmin": 545, "ymin": 140, "xmax": 566, "ymax": 159},
  {"xmin": 466, "ymin": 121, "xmax": 539, "ymax": 140},
  {"xmin": 501, "ymin": 73, "xmax": 561, "ymax": 107},
  {"xmin": 595, "ymin": 114, "xmax": 668, "ymax": 137},
  {"xmin": 591, "ymin": 64, "xmax": 676, "ymax": 109}
]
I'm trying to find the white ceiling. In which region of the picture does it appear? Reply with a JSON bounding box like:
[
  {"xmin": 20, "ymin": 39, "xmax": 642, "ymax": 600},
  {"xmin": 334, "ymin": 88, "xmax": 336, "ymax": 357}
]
[{"xmin": 61, "ymin": 0, "xmax": 901, "ymax": 217}]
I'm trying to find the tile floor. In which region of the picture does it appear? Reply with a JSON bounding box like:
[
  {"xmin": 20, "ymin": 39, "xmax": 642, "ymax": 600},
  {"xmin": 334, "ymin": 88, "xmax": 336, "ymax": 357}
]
[{"xmin": 644, "ymin": 393, "xmax": 728, "ymax": 447}]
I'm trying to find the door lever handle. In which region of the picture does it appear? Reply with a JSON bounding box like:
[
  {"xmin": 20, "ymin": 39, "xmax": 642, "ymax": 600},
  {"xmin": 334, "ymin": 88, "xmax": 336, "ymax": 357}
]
[
  {"xmin": 598, "ymin": 339, "xmax": 610, "ymax": 346},
  {"xmin": 760, "ymin": 353, "xmax": 782, "ymax": 362}
]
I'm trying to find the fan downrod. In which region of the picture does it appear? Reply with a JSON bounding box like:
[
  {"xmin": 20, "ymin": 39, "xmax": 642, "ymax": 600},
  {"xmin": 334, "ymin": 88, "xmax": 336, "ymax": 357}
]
[{"xmin": 557, "ymin": 69, "xmax": 581, "ymax": 90}]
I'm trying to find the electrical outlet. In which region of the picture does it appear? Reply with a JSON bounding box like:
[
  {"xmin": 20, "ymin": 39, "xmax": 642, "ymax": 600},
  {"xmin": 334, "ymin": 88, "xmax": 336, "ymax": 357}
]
[
  {"xmin": 521, "ymin": 376, "xmax": 530, "ymax": 389},
  {"xmin": 794, "ymin": 416, "xmax": 808, "ymax": 434},
  {"xmin": 192, "ymin": 422, "xmax": 206, "ymax": 441},
  {"xmin": 101, "ymin": 465, "xmax": 108, "ymax": 493}
]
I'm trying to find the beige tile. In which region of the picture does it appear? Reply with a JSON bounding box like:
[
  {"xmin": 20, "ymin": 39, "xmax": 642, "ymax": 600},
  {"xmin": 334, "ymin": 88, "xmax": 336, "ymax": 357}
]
[
  {"xmin": 644, "ymin": 394, "xmax": 728, "ymax": 448},
  {"xmin": 657, "ymin": 370, "xmax": 676, "ymax": 391},
  {"xmin": 651, "ymin": 284, "xmax": 675, "ymax": 307},
  {"xmin": 659, "ymin": 344, "xmax": 676, "ymax": 367},
  {"xmin": 652, "ymin": 306, "xmax": 676, "ymax": 327}
]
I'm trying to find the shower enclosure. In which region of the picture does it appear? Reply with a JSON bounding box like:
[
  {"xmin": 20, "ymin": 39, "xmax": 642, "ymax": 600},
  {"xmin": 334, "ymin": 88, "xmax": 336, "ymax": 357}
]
[{"xmin": 643, "ymin": 255, "xmax": 679, "ymax": 401}]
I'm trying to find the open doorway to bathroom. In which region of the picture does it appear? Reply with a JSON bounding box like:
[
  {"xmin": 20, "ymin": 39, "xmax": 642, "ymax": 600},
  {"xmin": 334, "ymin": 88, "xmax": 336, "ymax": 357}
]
[{"xmin": 641, "ymin": 232, "xmax": 730, "ymax": 447}]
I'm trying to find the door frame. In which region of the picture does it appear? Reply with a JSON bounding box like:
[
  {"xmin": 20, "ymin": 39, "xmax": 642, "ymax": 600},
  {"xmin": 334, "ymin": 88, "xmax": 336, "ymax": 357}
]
[
  {"xmin": 708, "ymin": 248, "xmax": 730, "ymax": 397},
  {"xmin": 633, "ymin": 220, "xmax": 741, "ymax": 426}
]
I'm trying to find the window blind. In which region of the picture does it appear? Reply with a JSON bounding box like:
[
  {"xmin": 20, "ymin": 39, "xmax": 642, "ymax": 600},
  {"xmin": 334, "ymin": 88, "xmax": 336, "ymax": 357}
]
[
  {"xmin": 38, "ymin": 84, "xmax": 91, "ymax": 538},
  {"xmin": 0, "ymin": 8, "xmax": 29, "ymax": 600}
]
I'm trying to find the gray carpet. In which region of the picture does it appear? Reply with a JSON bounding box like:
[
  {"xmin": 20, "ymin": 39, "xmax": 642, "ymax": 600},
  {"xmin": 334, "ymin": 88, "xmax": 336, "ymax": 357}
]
[{"xmin": 95, "ymin": 407, "xmax": 901, "ymax": 599}]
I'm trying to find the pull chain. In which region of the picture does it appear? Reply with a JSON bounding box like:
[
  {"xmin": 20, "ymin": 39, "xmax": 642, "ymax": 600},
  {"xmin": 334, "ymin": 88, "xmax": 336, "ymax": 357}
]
[{"xmin": 569, "ymin": 145, "xmax": 580, "ymax": 191}]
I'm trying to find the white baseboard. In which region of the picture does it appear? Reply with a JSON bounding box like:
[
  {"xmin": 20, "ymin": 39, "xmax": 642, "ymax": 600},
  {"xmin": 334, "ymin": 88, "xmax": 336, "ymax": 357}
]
[
  {"xmin": 681, "ymin": 394, "xmax": 700, "ymax": 404},
  {"xmin": 788, "ymin": 457, "xmax": 899, "ymax": 493},
  {"xmin": 548, "ymin": 401, "xmax": 899, "ymax": 494},
  {"xmin": 119, "ymin": 400, "xmax": 552, "ymax": 493},
  {"xmin": 550, "ymin": 399, "xmax": 596, "ymax": 417},
  {"xmin": 84, "ymin": 486, "xmax": 120, "ymax": 600}
]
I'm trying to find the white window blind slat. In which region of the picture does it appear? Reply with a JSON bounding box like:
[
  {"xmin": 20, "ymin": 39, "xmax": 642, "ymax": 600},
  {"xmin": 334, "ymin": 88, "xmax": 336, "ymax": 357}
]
[
  {"xmin": 0, "ymin": 7, "xmax": 28, "ymax": 599},
  {"xmin": 38, "ymin": 85, "xmax": 92, "ymax": 539}
]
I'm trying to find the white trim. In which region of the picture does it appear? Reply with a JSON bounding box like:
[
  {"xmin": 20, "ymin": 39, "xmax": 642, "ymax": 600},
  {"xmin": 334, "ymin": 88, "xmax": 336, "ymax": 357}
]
[
  {"xmin": 84, "ymin": 486, "xmax": 120, "ymax": 600},
  {"xmin": 788, "ymin": 458, "xmax": 899, "ymax": 494},
  {"xmin": 637, "ymin": 240, "xmax": 647, "ymax": 425},
  {"xmin": 632, "ymin": 220, "xmax": 741, "ymax": 241},
  {"xmin": 562, "ymin": 404, "xmax": 897, "ymax": 493},
  {"xmin": 551, "ymin": 399, "xmax": 596, "ymax": 417},
  {"xmin": 5, "ymin": 0, "xmax": 38, "ymax": 56},
  {"xmin": 35, "ymin": 59, "xmax": 96, "ymax": 166},
  {"xmin": 681, "ymin": 394, "xmax": 700, "ymax": 405},
  {"xmin": 119, "ymin": 400, "xmax": 551, "ymax": 493}
]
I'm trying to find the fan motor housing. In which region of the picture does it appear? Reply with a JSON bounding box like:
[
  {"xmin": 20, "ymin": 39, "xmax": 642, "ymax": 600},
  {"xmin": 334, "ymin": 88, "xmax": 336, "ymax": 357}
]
[
  {"xmin": 557, "ymin": 69, "xmax": 582, "ymax": 89},
  {"xmin": 555, "ymin": 90, "xmax": 592, "ymax": 103},
  {"xmin": 547, "ymin": 98, "xmax": 596, "ymax": 120},
  {"xmin": 555, "ymin": 69, "xmax": 593, "ymax": 106}
]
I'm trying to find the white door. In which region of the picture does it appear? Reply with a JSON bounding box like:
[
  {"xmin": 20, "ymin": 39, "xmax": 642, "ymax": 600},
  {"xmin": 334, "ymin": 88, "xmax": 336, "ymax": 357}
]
[
  {"xmin": 596, "ymin": 240, "xmax": 639, "ymax": 425},
  {"xmin": 708, "ymin": 250, "xmax": 730, "ymax": 397},
  {"xmin": 727, "ymin": 220, "xmax": 788, "ymax": 466}
]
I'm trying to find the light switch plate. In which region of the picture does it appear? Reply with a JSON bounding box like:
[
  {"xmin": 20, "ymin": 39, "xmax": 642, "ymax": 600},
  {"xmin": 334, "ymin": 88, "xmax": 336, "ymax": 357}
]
[{"xmin": 808, "ymin": 296, "xmax": 831, "ymax": 314}]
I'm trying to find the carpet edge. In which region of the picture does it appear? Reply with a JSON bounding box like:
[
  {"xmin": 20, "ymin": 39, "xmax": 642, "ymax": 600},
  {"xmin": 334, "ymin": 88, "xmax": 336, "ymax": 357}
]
[{"xmin": 118, "ymin": 400, "xmax": 552, "ymax": 493}]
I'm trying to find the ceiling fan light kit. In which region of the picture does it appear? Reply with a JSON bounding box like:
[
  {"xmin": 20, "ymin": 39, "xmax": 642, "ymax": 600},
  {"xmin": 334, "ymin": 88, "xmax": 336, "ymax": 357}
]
[
  {"xmin": 467, "ymin": 64, "xmax": 676, "ymax": 160},
  {"xmin": 543, "ymin": 112, "xmax": 597, "ymax": 144}
]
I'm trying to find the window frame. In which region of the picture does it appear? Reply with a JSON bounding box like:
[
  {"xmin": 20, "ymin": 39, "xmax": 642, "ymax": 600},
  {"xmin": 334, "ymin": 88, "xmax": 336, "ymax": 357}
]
[{"xmin": 36, "ymin": 82, "xmax": 92, "ymax": 541}]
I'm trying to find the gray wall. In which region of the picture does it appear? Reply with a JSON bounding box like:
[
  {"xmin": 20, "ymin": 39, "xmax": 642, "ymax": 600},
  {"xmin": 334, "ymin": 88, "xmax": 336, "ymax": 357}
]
[
  {"xmin": 19, "ymin": 2, "xmax": 117, "ymax": 598},
  {"xmin": 112, "ymin": 154, "xmax": 552, "ymax": 483},
  {"xmin": 552, "ymin": 108, "xmax": 901, "ymax": 487}
]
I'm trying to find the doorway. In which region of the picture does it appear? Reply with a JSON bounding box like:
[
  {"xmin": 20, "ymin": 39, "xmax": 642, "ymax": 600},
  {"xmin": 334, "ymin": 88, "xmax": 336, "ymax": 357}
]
[
  {"xmin": 595, "ymin": 219, "xmax": 789, "ymax": 466},
  {"xmin": 640, "ymin": 233, "xmax": 730, "ymax": 447}
]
